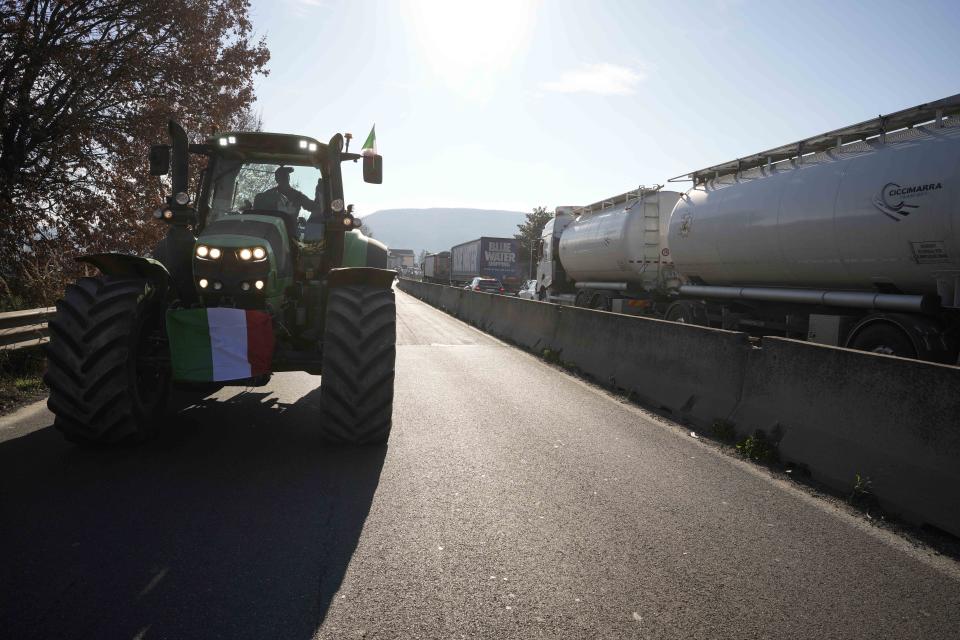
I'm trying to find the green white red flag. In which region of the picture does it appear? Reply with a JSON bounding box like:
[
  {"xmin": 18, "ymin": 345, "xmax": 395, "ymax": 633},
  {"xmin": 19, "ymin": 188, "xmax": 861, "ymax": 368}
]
[
  {"xmin": 166, "ymin": 308, "xmax": 274, "ymax": 381},
  {"xmin": 361, "ymin": 124, "xmax": 376, "ymax": 156}
]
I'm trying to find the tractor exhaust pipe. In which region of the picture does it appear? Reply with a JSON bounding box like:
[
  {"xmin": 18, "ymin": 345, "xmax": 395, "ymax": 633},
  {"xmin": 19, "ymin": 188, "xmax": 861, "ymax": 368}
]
[{"xmin": 169, "ymin": 120, "xmax": 189, "ymax": 194}]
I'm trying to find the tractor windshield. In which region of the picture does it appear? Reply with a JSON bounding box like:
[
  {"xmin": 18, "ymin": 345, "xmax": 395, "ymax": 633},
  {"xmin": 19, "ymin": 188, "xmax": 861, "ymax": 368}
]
[{"xmin": 206, "ymin": 159, "xmax": 323, "ymax": 227}]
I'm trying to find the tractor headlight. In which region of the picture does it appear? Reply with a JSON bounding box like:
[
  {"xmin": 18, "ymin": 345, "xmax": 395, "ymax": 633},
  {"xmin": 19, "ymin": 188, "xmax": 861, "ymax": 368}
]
[
  {"xmin": 198, "ymin": 278, "xmax": 209, "ymax": 289},
  {"xmin": 238, "ymin": 246, "xmax": 266, "ymax": 261},
  {"xmin": 255, "ymin": 280, "xmax": 265, "ymax": 290}
]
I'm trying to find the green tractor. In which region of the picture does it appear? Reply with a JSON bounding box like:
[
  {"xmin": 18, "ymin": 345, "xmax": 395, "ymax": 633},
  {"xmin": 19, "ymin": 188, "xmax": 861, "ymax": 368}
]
[{"xmin": 44, "ymin": 121, "xmax": 397, "ymax": 445}]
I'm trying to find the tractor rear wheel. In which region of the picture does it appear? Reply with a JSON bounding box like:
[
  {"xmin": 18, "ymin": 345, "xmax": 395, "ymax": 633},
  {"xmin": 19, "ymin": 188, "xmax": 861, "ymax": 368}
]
[
  {"xmin": 44, "ymin": 276, "xmax": 170, "ymax": 444},
  {"xmin": 318, "ymin": 285, "xmax": 396, "ymax": 444}
]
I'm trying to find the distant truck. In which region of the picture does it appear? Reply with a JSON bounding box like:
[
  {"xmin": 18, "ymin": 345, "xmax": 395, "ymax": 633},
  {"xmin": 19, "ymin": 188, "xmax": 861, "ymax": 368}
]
[
  {"xmin": 537, "ymin": 94, "xmax": 960, "ymax": 363},
  {"xmin": 451, "ymin": 237, "xmax": 522, "ymax": 291},
  {"xmin": 422, "ymin": 251, "xmax": 451, "ymax": 284}
]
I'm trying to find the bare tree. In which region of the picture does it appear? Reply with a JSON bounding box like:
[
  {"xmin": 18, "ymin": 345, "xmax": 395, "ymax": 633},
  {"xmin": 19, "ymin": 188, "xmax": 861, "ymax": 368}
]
[{"xmin": 0, "ymin": 0, "xmax": 270, "ymax": 306}]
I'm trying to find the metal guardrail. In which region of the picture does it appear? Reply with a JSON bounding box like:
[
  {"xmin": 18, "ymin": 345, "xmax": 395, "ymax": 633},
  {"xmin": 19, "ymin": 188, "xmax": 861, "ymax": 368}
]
[{"xmin": 0, "ymin": 307, "xmax": 56, "ymax": 351}]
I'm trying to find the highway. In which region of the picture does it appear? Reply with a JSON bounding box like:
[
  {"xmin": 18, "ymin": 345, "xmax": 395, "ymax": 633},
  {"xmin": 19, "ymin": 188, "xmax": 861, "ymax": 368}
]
[{"xmin": 1, "ymin": 289, "xmax": 959, "ymax": 639}]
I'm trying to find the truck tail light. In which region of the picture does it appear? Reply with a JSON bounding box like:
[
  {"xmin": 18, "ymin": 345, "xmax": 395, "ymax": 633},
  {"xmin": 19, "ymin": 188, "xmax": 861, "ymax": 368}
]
[{"xmin": 499, "ymin": 288, "xmax": 504, "ymax": 293}]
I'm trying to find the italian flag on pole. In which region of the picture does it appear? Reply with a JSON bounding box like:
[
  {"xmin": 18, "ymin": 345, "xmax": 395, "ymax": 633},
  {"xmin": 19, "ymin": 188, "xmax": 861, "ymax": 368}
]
[
  {"xmin": 361, "ymin": 124, "xmax": 376, "ymax": 156},
  {"xmin": 166, "ymin": 308, "xmax": 274, "ymax": 382}
]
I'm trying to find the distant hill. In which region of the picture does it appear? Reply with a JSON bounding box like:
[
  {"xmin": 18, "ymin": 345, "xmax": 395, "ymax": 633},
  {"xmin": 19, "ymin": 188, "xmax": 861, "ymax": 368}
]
[{"xmin": 358, "ymin": 208, "xmax": 526, "ymax": 256}]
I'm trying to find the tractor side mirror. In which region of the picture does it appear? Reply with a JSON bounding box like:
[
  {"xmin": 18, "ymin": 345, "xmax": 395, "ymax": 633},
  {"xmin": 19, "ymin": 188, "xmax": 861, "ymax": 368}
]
[
  {"xmin": 363, "ymin": 154, "xmax": 382, "ymax": 184},
  {"xmin": 149, "ymin": 145, "xmax": 170, "ymax": 176}
]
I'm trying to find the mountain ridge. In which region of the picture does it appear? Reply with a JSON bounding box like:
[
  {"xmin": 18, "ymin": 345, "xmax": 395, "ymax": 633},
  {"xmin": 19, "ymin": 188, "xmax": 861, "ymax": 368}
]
[{"xmin": 358, "ymin": 207, "xmax": 527, "ymax": 256}]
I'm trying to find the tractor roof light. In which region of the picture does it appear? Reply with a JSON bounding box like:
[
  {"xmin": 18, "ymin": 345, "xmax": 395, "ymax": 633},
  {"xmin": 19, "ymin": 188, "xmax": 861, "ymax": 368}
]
[
  {"xmin": 308, "ymin": 142, "xmax": 317, "ymax": 151},
  {"xmin": 227, "ymin": 136, "xmax": 236, "ymax": 144},
  {"xmin": 239, "ymin": 248, "xmax": 253, "ymax": 261},
  {"xmin": 299, "ymin": 140, "xmax": 307, "ymax": 149},
  {"xmin": 218, "ymin": 137, "xmax": 228, "ymax": 146},
  {"xmin": 252, "ymin": 247, "xmax": 266, "ymax": 260},
  {"xmin": 209, "ymin": 247, "xmax": 222, "ymax": 259},
  {"xmin": 196, "ymin": 245, "xmax": 209, "ymax": 258}
]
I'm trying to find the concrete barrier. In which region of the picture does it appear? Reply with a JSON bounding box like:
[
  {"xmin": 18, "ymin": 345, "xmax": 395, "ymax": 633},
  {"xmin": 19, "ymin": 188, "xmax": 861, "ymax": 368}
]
[
  {"xmin": 732, "ymin": 337, "xmax": 960, "ymax": 535},
  {"xmin": 397, "ymin": 278, "xmax": 960, "ymax": 536},
  {"xmin": 550, "ymin": 305, "xmax": 750, "ymax": 427}
]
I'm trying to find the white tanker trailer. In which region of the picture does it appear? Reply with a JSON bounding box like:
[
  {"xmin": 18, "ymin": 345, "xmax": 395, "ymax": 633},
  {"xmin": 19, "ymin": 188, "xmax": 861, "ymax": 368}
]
[{"xmin": 537, "ymin": 94, "xmax": 960, "ymax": 363}]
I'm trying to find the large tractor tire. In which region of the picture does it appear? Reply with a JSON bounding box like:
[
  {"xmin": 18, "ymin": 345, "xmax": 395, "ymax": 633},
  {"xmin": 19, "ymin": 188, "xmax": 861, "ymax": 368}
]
[
  {"xmin": 318, "ymin": 285, "xmax": 396, "ymax": 445},
  {"xmin": 44, "ymin": 276, "xmax": 169, "ymax": 444}
]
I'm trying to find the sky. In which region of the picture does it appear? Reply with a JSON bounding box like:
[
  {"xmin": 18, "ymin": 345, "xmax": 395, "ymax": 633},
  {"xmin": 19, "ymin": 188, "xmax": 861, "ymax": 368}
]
[{"xmin": 249, "ymin": 0, "xmax": 960, "ymax": 215}]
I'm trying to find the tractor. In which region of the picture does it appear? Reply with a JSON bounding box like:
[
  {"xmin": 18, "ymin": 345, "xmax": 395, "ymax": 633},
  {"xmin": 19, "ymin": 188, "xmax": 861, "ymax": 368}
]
[{"xmin": 44, "ymin": 121, "xmax": 397, "ymax": 445}]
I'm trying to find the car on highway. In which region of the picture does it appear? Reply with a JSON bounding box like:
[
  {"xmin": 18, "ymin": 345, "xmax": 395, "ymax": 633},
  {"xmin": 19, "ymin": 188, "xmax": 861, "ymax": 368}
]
[
  {"xmin": 464, "ymin": 277, "xmax": 505, "ymax": 294},
  {"xmin": 517, "ymin": 279, "xmax": 538, "ymax": 300}
]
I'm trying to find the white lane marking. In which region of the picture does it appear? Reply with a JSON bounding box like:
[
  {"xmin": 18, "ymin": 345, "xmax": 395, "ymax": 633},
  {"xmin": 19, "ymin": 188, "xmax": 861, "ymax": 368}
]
[{"xmin": 138, "ymin": 567, "xmax": 169, "ymax": 598}]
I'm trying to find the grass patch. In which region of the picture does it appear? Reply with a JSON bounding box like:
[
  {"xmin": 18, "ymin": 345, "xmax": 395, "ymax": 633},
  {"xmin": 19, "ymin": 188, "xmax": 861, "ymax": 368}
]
[{"xmin": 735, "ymin": 430, "xmax": 779, "ymax": 464}]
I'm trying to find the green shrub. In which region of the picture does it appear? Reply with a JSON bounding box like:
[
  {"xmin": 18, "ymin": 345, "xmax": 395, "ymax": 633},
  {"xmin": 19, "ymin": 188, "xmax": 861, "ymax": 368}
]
[{"xmin": 735, "ymin": 430, "xmax": 779, "ymax": 463}]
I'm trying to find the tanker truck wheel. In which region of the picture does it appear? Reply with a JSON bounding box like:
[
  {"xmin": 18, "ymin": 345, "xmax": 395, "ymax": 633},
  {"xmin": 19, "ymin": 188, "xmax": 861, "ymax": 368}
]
[
  {"xmin": 847, "ymin": 323, "xmax": 917, "ymax": 359},
  {"xmin": 590, "ymin": 292, "xmax": 613, "ymax": 311},
  {"xmin": 44, "ymin": 276, "xmax": 169, "ymax": 444},
  {"xmin": 318, "ymin": 285, "xmax": 396, "ymax": 445},
  {"xmin": 665, "ymin": 300, "xmax": 710, "ymax": 326}
]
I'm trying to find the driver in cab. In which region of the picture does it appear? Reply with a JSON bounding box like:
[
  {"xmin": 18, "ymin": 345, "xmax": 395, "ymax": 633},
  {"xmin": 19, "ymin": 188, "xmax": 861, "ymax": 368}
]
[{"xmin": 254, "ymin": 166, "xmax": 323, "ymax": 221}]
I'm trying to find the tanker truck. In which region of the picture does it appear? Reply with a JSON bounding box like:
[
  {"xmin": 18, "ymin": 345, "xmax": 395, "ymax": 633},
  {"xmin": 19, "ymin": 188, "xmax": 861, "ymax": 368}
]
[{"xmin": 537, "ymin": 94, "xmax": 960, "ymax": 364}]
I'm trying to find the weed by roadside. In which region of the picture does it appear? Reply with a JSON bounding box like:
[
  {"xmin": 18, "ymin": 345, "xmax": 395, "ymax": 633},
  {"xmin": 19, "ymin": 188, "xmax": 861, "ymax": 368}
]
[
  {"xmin": 849, "ymin": 473, "xmax": 877, "ymax": 509},
  {"xmin": 0, "ymin": 346, "xmax": 47, "ymax": 415},
  {"xmin": 735, "ymin": 430, "xmax": 779, "ymax": 464},
  {"xmin": 542, "ymin": 348, "xmax": 561, "ymax": 364},
  {"xmin": 711, "ymin": 419, "xmax": 737, "ymax": 443}
]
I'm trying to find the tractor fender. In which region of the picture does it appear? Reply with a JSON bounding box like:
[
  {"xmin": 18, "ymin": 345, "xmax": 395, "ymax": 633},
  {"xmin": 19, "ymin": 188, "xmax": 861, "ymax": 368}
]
[
  {"xmin": 327, "ymin": 267, "xmax": 397, "ymax": 290},
  {"xmin": 77, "ymin": 253, "xmax": 173, "ymax": 302}
]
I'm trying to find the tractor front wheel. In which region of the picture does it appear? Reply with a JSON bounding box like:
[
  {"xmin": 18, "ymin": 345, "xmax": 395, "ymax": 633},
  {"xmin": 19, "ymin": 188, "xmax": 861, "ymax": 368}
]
[
  {"xmin": 44, "ymin": 276, "xmax": 169, "ymax": 444},
  {"xmin": 318, "ymin": 285, "xmax": 396, "ymax": 444}
]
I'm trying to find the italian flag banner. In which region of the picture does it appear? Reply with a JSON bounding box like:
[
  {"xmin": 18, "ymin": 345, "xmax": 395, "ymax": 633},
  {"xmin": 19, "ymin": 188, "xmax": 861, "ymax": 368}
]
[{"xmin": 166, "ymin": 308, "xmax": 274, "ymax": 382}]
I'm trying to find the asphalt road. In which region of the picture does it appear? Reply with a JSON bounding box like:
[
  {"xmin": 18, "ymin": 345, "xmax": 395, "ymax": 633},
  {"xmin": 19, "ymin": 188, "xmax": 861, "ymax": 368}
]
[{"xmin": 1, "ymin": 289, "xmax": 959, "ymax": 639}]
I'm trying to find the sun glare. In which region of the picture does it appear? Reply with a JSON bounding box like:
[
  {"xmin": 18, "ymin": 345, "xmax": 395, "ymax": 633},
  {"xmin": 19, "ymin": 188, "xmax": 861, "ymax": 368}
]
[{"xmin": 403, "ymin": 0, "xmax": 540, "ymax": 98}]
